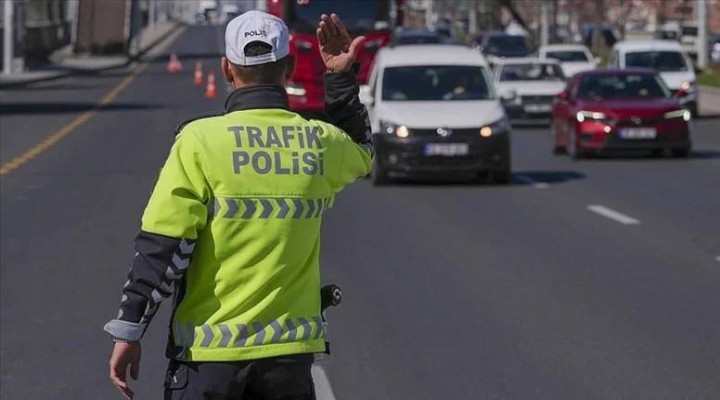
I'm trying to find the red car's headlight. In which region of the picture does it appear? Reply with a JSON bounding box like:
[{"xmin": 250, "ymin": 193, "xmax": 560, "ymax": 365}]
[
  {"xmin": 576, "ymin": 110, "xmax": 607, "ymax": 122},
  {"xmin": 664, "ymin": 109, "xmax": 691, "ymax": 122}
]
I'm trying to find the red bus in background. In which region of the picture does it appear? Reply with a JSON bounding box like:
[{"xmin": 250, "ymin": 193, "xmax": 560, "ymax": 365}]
[{"xmin": 267, "ymin": 0, "xmax": 403, "ymax": 114}]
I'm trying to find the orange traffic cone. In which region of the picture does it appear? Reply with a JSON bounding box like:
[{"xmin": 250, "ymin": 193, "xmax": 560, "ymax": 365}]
[
  {"xmin": 193, "ymin": 61, "xmax": 203, "ymax": 85},
  {"xmin": 205, "ymin": 71, "xmax": 217, "ymax": 98},
  {"xmin": 167, "ymin": 54, "xmax": 182, "ymax": 73}
]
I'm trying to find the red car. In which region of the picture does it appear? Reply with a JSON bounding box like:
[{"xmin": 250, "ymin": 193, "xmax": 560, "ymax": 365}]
[{"xmin": 551, "ymin": 69, "xmax": 692, "ymax": 158}]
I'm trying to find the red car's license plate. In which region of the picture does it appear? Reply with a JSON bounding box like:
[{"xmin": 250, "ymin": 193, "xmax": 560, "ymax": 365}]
[{"xmin": 620, "ymin": 128, "xmax": 656, "ymax": 139}]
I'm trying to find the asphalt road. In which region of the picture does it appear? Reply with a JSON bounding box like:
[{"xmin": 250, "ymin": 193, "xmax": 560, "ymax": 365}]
[{"xmin": 2, "ymin": 26, "xmax": 719, "ymax": 399}]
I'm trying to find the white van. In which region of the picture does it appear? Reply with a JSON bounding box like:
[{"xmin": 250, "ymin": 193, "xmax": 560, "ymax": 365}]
[
  {"xmin": 359, "ymin": 45, "xmax": 511, "ymax": 184},
  {"xmin": 609, "ymin": 40, "xmax": 698, "ymax": 116}
]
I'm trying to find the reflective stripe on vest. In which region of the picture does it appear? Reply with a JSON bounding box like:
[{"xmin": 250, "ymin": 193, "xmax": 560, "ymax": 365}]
[
  {"xmin": 173, "ymin": 316, "xmax": 325, "ymax": 348},
  {"xmin": 211, "ymin": 197, "xmax": 334, "ymax": 220}
]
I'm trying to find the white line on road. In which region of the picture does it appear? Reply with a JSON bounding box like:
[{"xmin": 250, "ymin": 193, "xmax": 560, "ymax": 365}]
[
  {"xmin": 587, "ymin": 205, "xmax": 641, "ymax": 225},
  {"xmin": 515, "ymin": 174, "xmax": 550, "ymax": 189},
  {"xmin": 312, "ymin": 365, "xmax": 337, "ymax": 400}
]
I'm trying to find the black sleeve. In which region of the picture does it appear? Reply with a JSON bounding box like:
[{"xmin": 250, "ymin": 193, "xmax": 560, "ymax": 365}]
[
  {"xmin": 324, "ymin": 65, "xmax": 372, "ymax": 145},
  {"xmin": 103, "ymin": 231, "xmax": 196, "ymax": 341}
]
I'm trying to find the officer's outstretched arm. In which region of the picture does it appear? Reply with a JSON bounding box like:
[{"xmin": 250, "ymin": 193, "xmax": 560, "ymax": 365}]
[
  {"xmin": 104, "ymin": 130, "xmax": 209, "ymax": 341},
  {"xmin": 324, "ymin": 66, "xmax": 371, "ymax": 147},
  {"xmin": 317, "ymin": 13, "xmax": 372, "ymax": 147}
]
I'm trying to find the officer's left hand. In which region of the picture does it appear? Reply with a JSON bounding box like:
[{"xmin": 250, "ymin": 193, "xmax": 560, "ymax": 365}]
[
  {"xmin": 109, "ymin": 342, "xmax": 141, "ymax": 399},
  {"xmin": 316, "ymin": 13, "xmax": 365, "ymax": 73}
]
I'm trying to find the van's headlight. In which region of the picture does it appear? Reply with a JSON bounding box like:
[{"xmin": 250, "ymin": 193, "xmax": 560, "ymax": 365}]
[
  {"xmin": 664, "ymin": 109, "xmax": 691, "ymax": 121},
  {"xmin": 480, "ymin": 117, "xmax": 510, "ymax": 137},
  {"xmin": 576, "ymin": 110, "xmax": 606, "ymax": 122},
  {"xmin": 680, "ymin": 81, "xmax": 696, "ymax": 92},
  {"xmin": 380, "ymin": 121, "xmax": 410, "ymax": 138}
]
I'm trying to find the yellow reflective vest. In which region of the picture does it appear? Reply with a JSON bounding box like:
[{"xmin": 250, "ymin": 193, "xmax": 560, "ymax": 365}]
[{"xmin": 139, "ymin": 93, "xmax": 371, "ymax": 361}]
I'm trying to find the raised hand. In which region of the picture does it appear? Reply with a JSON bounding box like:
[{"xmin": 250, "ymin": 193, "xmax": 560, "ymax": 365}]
[{"xmin": 316, "ymin": 13, "xmax": 365, "ymax": 73}]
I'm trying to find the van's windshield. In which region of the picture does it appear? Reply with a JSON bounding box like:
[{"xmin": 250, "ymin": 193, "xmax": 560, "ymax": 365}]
[{"xmin": 382, "ymin": 66, "xmax": 494, "ymax": 101}]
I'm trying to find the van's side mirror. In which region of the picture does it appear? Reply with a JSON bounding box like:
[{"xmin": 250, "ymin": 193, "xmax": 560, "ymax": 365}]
[{"xmin": 359, "ymin": 85, "xmax": 374, "ymax": 107}]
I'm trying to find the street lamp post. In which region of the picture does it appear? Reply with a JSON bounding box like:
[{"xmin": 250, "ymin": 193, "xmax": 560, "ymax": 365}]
[
  {"xmin": 541, "ymin": 0, "xmax": 550, "ymax": 47},
  {"xmin": 148, "ymin": 0, "xmax": 156, "ymax": 29},
  {"xmin": 2, "ymin": 0, "xmax": 14, "ymax": 74},
  {"xmin": 697, "ymin": 0, "xmax": 708, "ymax": 71}
]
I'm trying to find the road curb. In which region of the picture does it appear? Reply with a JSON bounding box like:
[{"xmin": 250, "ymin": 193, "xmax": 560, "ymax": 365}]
[
  {"xmin": 699, "ymin": 85, "xmax": 720, "ymax": 96},
  {"xmin": 0, "ymin": 22, "xmax": 184, "ymax": 89}
]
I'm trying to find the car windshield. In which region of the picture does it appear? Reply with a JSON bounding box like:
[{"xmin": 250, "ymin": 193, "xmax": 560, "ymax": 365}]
[
  {"xmin": 382, "ymin": 66, "xmax": 494, "ymax": 101},
  {"xmin": 292, "ymin": 0, "xmax": 383, "ymax": 33},
  {"xmin": 576, "ymin": 73, "xmax": 671, "ymax": 99},
  {"xmin": 625, "ymin": 51, "xmax": 688, "ymax": 72},
  {"xmin": 545, "ymin": 50, "xmax": 590, "ymax": 62},
  {"xmin": 397, "ymin": 34, "xmax": 440, "ymax": 45},
  {"xmin": 499, "ymin": 63, "xmax": 565, "ymax": 81},
  {"xmin": 488, "ymin": 36, "xmax": 528, "ymax": 50}
]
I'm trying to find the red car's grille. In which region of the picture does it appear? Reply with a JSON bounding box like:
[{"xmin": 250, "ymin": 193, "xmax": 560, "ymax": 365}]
[{"xmin": 614, "ymin": 117, "xmax": 664, "ymax": 127}]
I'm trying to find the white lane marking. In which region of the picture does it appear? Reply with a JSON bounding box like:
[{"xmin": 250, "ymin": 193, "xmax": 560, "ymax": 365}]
[
  {"xmin": 515, "ymin": 174, "xmax": 550, "ymax": 189},
  {"xmin": 312, "ymin": 365, "xmax": 337, "ymax": 400},
  {"xmin": 587, "ymin": 205, "xmax": 641, "ymax": 225}
]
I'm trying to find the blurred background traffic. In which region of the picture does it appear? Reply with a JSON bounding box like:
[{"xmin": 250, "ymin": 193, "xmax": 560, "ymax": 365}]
[{"xmin": 3, "ymin": 0, "xmax": 720, "ymax": 73}]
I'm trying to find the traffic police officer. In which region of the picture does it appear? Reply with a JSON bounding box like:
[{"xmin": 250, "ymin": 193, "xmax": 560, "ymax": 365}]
[{"xmin": 104, "ymin": 10, "xmax": 371, "ymax": 399}]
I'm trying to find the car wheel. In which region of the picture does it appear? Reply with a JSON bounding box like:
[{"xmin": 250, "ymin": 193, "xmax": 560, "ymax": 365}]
[
  {"xmin": 371, "ymin": 157, "xmax": 390, "ymax": 185},
  {"xmin": 567, "ymin": 125, "xmax": 584, "ymax": 160},
  {"xmin": 551, "ymin": 121, "xmax": 565, "ymax": 154},
  {"xmin": 671, "ymin": 148, "xmax": 690, "ymax": 158},
  {"xmin": 491, "ymin": 169, "xmax": 512, "ymax": 185}
]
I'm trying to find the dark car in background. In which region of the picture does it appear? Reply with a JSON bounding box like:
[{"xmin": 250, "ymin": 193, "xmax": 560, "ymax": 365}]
[
  {"xmin": 393, "ymin": 28, "xmax": 455, "ymax": 45},
  {"xmin": 475, "ymin": 33, "xmax": 533, "ymax": 59},
  {"xmin": 552, "ymin": 69, "xmax": 692, "ymax": 158}
]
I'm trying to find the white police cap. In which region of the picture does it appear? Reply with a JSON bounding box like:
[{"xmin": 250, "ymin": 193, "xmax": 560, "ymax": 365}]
[{"xmin": 225, "ymin": 10, "xmax": 290, "ymax": 66}]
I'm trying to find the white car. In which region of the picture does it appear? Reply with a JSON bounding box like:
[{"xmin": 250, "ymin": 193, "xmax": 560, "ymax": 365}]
[
  {"xmin": 359, "ymin": 45, "xmax": 511, "ymax": 184},
  {"xmin": 491, "ymin": 57, "xmax": 566, "ymax": 122},
  {"xmin": 609, "ymin": 40, "xmax": 698, "ymax": 116},
  {"xmin": 538, "ymin": 44, "xmax": 597, "ymax": 78}
]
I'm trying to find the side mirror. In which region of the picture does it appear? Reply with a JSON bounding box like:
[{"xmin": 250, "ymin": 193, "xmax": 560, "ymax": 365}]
[
  {"xmin": 359, "ymin": 85, "xmax": 374, "ymax": 107},
  {"xmin": 500, "ymin": 89, "xmax": 518, "ymax": 102}
]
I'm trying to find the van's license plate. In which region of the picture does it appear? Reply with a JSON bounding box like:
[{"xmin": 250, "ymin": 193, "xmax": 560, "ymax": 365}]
[
  {"xmin": 524, "ymin": 104, "xmax": 552, "ymax": 113},
  {"xmin": 424, "ymin": 143, "xmax": 469, "ymax": 156},
  {"xmin": 620, "ymin": 128, "xmax": 656, "ymax": 139}
]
